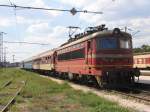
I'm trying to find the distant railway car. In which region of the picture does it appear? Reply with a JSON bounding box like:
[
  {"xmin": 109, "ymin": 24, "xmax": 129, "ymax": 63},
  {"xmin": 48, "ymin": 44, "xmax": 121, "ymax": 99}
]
[
  {"xmin": 22, "ymin": 58, "xmax": 33, "ymax": 69},
  {"xmin": 39, "ymin": 50, "xmax": 55, "ymax": 71},
  {"xmin": 134, "ymin": 53, "xmax": 150, "ymax": 69}
]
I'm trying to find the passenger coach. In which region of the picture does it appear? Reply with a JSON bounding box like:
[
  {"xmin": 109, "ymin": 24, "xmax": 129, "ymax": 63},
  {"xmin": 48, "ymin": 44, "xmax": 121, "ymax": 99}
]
[{"xmin": 134, "ymin": 52, "xmax": 150, "ymax": 69}]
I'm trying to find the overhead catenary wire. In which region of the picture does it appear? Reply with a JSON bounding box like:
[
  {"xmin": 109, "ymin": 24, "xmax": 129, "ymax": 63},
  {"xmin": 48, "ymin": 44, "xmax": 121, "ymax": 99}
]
[
  {"xmin": 3, "ymin": 41, "xmax": 50, "ymax": 45},
  {"xmin": 8, "ymin": 0, "xmax": 13, "ymax": 5},
  {"xmin": 6, "ymin": 51, "xmax": 32, "ymax": 54},
  {"xmin": 0, "ymin": 4, "xmax": 103, "ymax": 15}
]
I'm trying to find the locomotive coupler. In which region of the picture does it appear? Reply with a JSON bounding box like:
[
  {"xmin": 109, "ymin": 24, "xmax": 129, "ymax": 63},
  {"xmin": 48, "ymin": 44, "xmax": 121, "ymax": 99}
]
[{"xmin": 133, "ymin": 67, "xmax": 141, "ymax": 81}]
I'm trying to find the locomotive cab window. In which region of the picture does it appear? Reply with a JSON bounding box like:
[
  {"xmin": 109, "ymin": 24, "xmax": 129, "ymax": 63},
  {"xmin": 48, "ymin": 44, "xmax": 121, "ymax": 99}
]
[
  {"xmin": 120, "ymin": 38, "xmax": 131, "ymax": 49},
  {"xmin": 96, "ymin": 37, "xmax": 117, "ymax": 50}
]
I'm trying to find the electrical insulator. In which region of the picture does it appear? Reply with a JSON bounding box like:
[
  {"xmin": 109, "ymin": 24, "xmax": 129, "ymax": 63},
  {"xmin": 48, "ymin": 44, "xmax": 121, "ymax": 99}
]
[{"xmin": 70, "ymin": 8, "xmax": 77, "ymax": 15}]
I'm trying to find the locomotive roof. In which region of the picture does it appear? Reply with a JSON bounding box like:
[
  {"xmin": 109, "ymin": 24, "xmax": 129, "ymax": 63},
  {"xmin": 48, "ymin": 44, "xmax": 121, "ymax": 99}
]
[
  {"xmin": 57, "ymin": 30, "xmax": 131, "ymax": 51},
  {"xmin": 38, "ymin": 49, "xmax": 55, "ymax": 58}
]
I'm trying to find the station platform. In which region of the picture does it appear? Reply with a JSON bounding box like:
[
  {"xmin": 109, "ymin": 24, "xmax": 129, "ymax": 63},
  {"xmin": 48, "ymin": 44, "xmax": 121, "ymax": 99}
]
[
  {"xmin": 135, "ymin": 76, "xmax": 150, "ymax": 84},
  {"xmin": 140, "ymin": 70, "xmax": 150, "ymax": 76}
]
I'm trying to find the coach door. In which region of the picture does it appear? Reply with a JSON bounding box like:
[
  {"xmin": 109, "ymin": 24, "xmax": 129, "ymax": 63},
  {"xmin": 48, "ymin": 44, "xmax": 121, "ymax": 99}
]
[
  {"xmin": 86, "ymin": 40, "xmax": 92, "ymax": 65},
  {"xmin": 53, "ymin": 52, "xmax": 57, "ymax": 65}
]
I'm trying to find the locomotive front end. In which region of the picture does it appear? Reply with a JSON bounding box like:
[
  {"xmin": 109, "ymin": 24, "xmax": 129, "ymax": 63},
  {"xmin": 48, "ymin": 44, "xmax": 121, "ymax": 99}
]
[{"xmin": 94, "ymin": 28, "xmax": 139, "ymax": 87}]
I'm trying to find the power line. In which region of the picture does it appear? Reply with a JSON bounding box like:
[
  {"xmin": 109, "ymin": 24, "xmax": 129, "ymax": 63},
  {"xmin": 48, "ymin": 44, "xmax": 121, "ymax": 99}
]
[
  {"xmin": 0, "ymin": 4, "xmax": 103, "ymax": 15},
  {"xmin": 4, "ymin": 47, "xmax": 7, "ymax": 64},
  {"xmin": 8, "ymin": 0, "xmax": 13, "ymax": 5},
  {"xmin": 6, "ymin": 51, "xmax": 31, "ymax": 54},
  {"xmin": 67, "ymin": 26, "xmax": 80, "ymax": 38},
  {"xmin": 12, "ymin": 54, "xmax": 15, "ymax": 63},
  {"xmin": 3, "ymin": 41, "xmax": 50, "ymax": 45}
]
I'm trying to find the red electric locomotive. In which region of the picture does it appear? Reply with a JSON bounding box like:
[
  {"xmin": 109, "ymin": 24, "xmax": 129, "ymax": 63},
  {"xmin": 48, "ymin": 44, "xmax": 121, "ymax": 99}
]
[{"xmin": 54, "ymin": 25, "xmax": 139, "ymax": 87}]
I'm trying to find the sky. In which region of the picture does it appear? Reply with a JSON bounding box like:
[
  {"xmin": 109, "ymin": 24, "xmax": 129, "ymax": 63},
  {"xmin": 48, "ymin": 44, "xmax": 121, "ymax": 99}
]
[{"xmin": 0, "ymin": 0, "xmax": 150, "ymax": 62}]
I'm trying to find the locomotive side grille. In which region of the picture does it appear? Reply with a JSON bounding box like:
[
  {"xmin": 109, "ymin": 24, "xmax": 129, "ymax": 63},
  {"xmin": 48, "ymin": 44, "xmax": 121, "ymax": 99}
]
[
  {"xmin": 94, "ymin": 53, "xmax": 133, "ymax": 68},
  {"xmin": 101, "ymin": 58, "xmax": 131, "ymax": 63},
  {"xmin": 91, "ymin": 53, "xmax": 132, "ymax": 58}
]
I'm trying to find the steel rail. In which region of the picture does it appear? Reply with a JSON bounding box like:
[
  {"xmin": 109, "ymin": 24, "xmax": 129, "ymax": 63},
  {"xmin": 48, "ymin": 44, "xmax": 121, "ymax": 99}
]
[
  {"xmin": 110, "ymin": 89, "xmax": 150, "ymax": 104},
  {"xmin": 0, "ymin": 80, "xmax": 26, "ymax": 112},
  {"xmin": 0, "ymin": 79, "xmax": 12, "ymax": 90}
]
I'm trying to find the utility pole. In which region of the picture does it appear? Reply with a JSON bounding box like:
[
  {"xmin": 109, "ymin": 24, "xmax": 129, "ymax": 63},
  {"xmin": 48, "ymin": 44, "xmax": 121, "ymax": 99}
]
[
  {"xmin": 12, "ymin": 54, "xmax": 15, "ymax": 63},
  {"xmin": 125, "ymin": 26, "xmax": 127, "ymax": 32},
  {"xmin": 4, "ymin": 47, "xmax": 7, "ymax": 67},
  {"xmin": 0, "ymin": 32, "xmax": 6, "ymax": 67}
]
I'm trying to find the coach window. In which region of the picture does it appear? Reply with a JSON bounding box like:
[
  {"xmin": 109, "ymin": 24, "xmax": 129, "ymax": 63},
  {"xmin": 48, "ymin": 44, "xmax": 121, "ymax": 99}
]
[
  {"xmin": 74, "ymin": 45, "xmax": 76, "ymax": 48},
  {"xmin": 58, "ymin": 48, "xmax": 85, "ymax": 61}
]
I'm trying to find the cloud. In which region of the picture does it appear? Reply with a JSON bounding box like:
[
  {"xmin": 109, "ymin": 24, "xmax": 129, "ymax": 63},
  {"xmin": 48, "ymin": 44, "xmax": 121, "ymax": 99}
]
[
  {"xmin": 133, "ymin": 36, "xmax": 150, "ymax": 47},
  {"xmin": 27, "ymin": 22, "xmax": 50, "ymax": 35},
  {"xmin": 0, "ymin": 15, "xmax": 52, "ymax": 29},
  {"xmin": 5, "ymin": 42, "xmax": 49, "ymax": 62},
  {"xmin": 128, "ymin": 18, "xmax": 150, "ymax": 29},
  {"xmin": 28, "ymin": 0, "xmax": 62, "ymax": 17},
  {"xmin": 25, "ymin": 23, "xmax": 67, "ymax": 47},
  {"xmin": 0, "ymin": 17, "xmax": 12, "ymax": 27},
  {"xmin": 60, "ymin": 0, "xmax": 92, "ymax": 8},
  {"xmin": 78, "ymin": 0, "xmax": 150, "ymax": 23},
  {"xmin": 47, "ymin": 26, "xmax": 68, "ymax": 46}
]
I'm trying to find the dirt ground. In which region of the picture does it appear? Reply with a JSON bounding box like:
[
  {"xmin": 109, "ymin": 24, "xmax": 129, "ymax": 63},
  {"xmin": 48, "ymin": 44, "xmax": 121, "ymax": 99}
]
[{"xmin": 41, "ymin": 75, "xmax": 150, "ymax": 112}]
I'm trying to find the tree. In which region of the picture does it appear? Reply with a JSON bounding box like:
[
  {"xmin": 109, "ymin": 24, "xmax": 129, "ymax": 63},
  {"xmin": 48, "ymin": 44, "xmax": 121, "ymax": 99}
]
[{"xmin": 133, "ymin": 44, "xmax": 150, "ymax": 53}]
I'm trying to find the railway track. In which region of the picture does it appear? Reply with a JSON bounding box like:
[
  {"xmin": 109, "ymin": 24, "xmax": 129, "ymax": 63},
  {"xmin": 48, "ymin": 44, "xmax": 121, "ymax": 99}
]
[
  {"xmin": 108, "ymin": 87, "xmax": 150, "ymax": 104},
  {"xmin": 0, "ymin": 79, "xmax": 26, "ymax": 112},
  {"xmin": 0, "ymin": 79, "xmax": 13, "ymax": 91}
]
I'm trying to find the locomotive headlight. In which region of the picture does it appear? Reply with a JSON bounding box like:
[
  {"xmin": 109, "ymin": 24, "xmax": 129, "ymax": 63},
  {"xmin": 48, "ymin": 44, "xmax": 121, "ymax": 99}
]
[{"xmin": 113, "ymin": 28, "xmax": 120, "ymax": 35}]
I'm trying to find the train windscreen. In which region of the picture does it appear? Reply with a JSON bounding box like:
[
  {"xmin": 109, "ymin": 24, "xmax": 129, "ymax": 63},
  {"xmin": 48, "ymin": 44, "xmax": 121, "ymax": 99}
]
[
  {"xmin": 96, "ymin": 37, "xmax": 131, "ymax": 50},
  {"xmin": 96, "ymin": 38, "xmax": 117, "ymax": 50}
]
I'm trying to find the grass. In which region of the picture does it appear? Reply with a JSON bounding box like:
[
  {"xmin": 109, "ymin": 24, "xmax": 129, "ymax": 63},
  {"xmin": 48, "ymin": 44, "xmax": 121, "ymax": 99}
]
[
  {"xmin": 0, "ymin": 68, "xmax": 133, "ymax": 112},
  {"xmin": 0, "ymin": 68, "xmax": 25, "ymax": 105}
]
